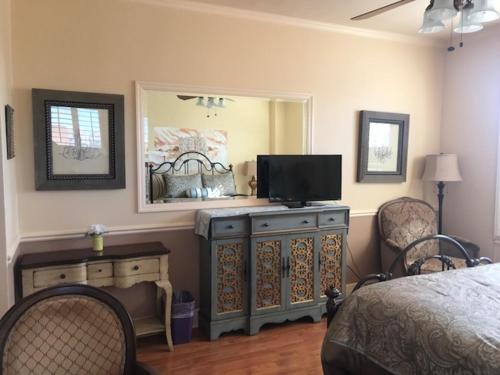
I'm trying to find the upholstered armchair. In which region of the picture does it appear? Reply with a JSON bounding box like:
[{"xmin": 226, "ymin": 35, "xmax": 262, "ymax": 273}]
[
  {"xmin": 0, "ymin": 284, "xmax": 158, "ymax": 375},
  {"xmin": 378, "ymin": 197, "xmax": 479, "ymax": 276}
]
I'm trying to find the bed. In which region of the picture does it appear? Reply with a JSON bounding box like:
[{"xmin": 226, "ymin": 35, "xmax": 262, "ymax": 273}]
[
  {"xmin": 321, "ymin": 235, "xmax": 498, "ymax": 375},
  {"xmin": 146, "ymin": 150, "xmax": 237, "ymax": 203}
]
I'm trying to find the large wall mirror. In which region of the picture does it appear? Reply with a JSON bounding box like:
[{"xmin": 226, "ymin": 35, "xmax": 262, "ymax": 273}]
[{"xmin": 136, "ymin": 82, "xmax": 312, "ymax": 212}]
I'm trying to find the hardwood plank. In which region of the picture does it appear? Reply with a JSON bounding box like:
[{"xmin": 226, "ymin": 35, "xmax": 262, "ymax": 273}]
[{"xmin": 137, "ymin": 318, "xmax": 326, "ymax": 374}]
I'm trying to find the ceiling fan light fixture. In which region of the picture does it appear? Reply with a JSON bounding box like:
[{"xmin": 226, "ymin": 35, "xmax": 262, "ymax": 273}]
[
  {"xmin": 428, "ymin": 0, "xmax": 459, "ymax": 21},
  {"xmin": 196, "ymin": 97, "xmax": 204, "ymax": 107},
  {"xmin": 454, "ymin": 3, "xmax": 484, "ymax": 33},
  {"xmin": 469, "ymin": 0, "xmax": 500, "ymax": 23},
  {"xmin": 419, "ymin": 9, "xmax": 446, "ymax": 33}
]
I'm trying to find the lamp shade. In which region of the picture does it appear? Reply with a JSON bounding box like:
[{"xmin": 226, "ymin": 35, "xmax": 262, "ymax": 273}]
[
  {"xmin": 422, "ymin": 154, "xmax": 463, "ymax": 182},
  {"xmin": 419, "ymin": 9, "xmax": 446, "ymax": 33},
  {"xmin": 454, "ymin": 3, "xmax": 484, "ymax": 33},
  {"xmin": 244, "ymin": 160, "xmax": 257, "ymax": 176},
  {"xmin": 470, "ymin": 0, "xmax": 500, "ymax": 23},
  {"xmin": 428, "ymin": 0, "xmax": 458, "ymax": 21}
]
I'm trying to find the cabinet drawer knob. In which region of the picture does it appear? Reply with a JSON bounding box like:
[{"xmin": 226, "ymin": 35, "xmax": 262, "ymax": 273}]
[
  {"xmin": 60, "ymin": 274, "xmax": 66, "ymax": 279},
  {"xmin": 226, "ymin": 224, "xmax": 234, "ymax": 229},
  {"xmin": 329, "ymin": 217, "xmax": 336, "ymax": 222},
  {"xmin": 302, "ymin": 220, "xmax": 310, "ymax": 224},
  {"xmin": 133, "ymin": 265, "xmax": 140, "ymax": 271},
  {"xmin": 262, "ymin": 223, "xmax": 269, "ymax": 227},
  {"xmin": 98, "ymin": 269, "xmax": 102, "ymax": 273}
]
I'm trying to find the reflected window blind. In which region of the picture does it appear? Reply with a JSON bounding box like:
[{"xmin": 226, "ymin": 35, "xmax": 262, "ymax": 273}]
[{"xmin": 51, "ymin": 106, "xmax": 101, "ymax": 148}]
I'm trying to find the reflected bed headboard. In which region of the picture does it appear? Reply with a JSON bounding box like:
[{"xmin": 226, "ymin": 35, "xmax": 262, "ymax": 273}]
[{"xmin": 147, "ymin": 151, "xmax": 233, "ymax": 203}]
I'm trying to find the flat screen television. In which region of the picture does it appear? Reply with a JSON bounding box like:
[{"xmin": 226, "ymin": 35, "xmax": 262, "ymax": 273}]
[{"xmin": 257, "ymin": 155, "xmax": 342, "ymax": 207}]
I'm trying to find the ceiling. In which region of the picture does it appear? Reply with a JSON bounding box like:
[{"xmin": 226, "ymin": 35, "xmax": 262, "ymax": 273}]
[{"xmin": 182, "ymin": 0, "xmax": 500, "ymax": 41}]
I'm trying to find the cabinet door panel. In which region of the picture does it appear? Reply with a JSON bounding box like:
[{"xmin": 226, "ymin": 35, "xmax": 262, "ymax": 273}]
[
  {"xmin": 320, "ymin": 230, "xmax": 345, "ymax": 299},
  {"xmin": 252, "ymin": 236, "xmax": 285, "ymax": 314},
  {"xmin": 287, "ymin": 233, "xmax": 317, "ymax": 308},
  {"xmin": 212, "ymin": 238, "xmax": 247, "ymax": 320}
]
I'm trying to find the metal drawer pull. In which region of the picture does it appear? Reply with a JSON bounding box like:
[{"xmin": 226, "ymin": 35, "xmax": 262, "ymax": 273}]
[
  {"xmin": 226, "ymin": 224, "xmax": 234, "ymax": 229},
  {"xmin": 328, "ymin": 217, "xmax": 336, "ymax": 222},
  {"xmin": 133, "ymin": 265, "xmax": 140, "ymax": 271},
  {"xmin": 302, "ymin": 220, "xmax": 310, "ymax": 224},
  {"xmin": 262, "ymin": 223, "xmax": 270, "ymax": 227},
  {"xmin": 60, "ymin": 274, "xmax": 66, "ymax": 279},
  {"xmin": 98, "ymin": 269, "xmax": 102, "ymax": 273}
]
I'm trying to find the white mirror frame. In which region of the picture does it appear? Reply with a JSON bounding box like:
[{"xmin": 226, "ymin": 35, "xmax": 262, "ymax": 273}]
[{"xmin": 136, "ymin": 81, "xmax": 314, "ymax": 213}]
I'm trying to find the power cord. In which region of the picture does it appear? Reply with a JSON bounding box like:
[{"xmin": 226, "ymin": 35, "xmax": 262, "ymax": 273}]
[{"xmin": 346, "ymin": 240, "xmax": 363, "ymax": 282}]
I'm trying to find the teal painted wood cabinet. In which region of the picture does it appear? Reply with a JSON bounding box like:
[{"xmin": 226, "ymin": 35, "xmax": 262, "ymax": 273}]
[{"xmin": 198, "ymin": 205, "xmax": 349, "ymax": 340}]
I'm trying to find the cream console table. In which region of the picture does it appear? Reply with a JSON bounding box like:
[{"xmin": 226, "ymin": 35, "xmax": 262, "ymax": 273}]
[
  {"xmin": 196, "ymin": 204, "xmax": 349, "ymax": 340},
  {"xmin": 14, "ymin": 242, "xmax": 174, "ymax": 351}
]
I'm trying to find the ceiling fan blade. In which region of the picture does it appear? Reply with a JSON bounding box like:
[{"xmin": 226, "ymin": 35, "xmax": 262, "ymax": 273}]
[
  {"xmin": 351, "ymin": 0, "xmax": 416, "ymax": 21},
  {"xmin": 176, "ymin": 95, "xmax": 199, "ymax": 100}
]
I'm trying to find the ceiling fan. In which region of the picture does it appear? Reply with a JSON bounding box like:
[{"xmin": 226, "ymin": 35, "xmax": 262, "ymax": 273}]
[
  {"xmin": 177, "ymin": 95, "xmax": 235, "ymax": 108},
  {"xmin": 351, "ymin": 0, "xmax": 416, "ymax": 21}
]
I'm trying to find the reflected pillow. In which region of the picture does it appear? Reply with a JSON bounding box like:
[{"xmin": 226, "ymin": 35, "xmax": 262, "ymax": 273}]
[
  {"xmin": 185, "ymin": 187, "xmax": 221, "ymax": 199},
  {"xmin": 202, "ymin": 172, "xmax": 236, "ymax": 196},
  {"xmin": 164, "ymin": 174, "xmax": 203, "ymax": 198},
  {"xmin": 151, "ymin": 173, "xmax": 167, "ymax": 201}
]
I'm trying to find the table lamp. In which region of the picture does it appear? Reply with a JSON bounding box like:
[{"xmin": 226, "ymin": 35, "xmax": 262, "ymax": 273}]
[
  {"xmin": 244, "ymin": 160, "xmax": 257, "ymax": 196},
  {"xmin": 422, "ymin": 153, "xmax": 462, "ymax": 234}
]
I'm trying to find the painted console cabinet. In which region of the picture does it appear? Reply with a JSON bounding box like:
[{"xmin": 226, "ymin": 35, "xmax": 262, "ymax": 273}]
[{"xmin": 198, "ymin": 205, "xmax": 349, "ymax": 340}]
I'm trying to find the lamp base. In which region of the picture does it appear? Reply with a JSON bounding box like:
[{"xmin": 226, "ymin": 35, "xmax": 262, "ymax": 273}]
[{"xmin": 248, "ymin": 176, "xmax": 257, "ymax": 196}]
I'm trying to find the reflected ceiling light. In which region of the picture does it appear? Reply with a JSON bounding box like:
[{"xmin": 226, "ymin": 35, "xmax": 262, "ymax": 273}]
[
  {"xmin": 206, "ymin": 97, "xmax": 215, "ymax": 108},
  {"xmin": 217, "ymin": 98, "xmax": 225, "ymax": 108},
  {"xmin": 196, "ymin": 97, "xmax": 204, "ymax": 106},
  {"xmin": 454, "ymin": 2, "xmax": 484, "ymax": 33},
  {"xmin": 469, "ymin": 0, "xmax": 500, "ymax": 22}
]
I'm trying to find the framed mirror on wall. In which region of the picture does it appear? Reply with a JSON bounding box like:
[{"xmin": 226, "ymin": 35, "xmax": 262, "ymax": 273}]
[
  {"xmin": 32, "ymin": 89, "xmax": 125, "ymax": 190},
  {"xmin": 136, "ymin": 82, "xmax": 313, "ymax": 212}
]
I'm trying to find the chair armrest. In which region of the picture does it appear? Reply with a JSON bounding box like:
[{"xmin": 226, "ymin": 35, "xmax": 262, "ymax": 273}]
[
  {"xmin": 135, "ymin": 362, "xmax": 161, "ymax": 375},
  {"xmin": 383, "ymin": 238, "xmax": 402, "ymax": 251}
]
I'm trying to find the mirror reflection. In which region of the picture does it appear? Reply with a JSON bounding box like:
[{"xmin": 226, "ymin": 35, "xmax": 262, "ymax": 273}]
[{"xmin": 142, "ymin": 90, "xmax": 309, "ymax": 204}]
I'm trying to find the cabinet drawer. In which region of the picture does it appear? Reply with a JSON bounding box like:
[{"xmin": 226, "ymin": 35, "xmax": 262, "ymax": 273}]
[
  {"xmin": 212, "ymin": 217, "xmax": 249, "ymax": 238},
  {"xmin": 114, "ymin": 258, "xmax": 160, "ymax": 277},
  {"xmin": 87, "ymin": 262, "xmax": 113, "ymax": 280},
  {"xmin": 33, "ymin": 265, "xmax": 86, "ymax": 288},
  {"xmin": 253, "ymin": 214, "xmax": 316, "ymax": 233},
  {"xmin": 319, "ymin": 211, "xmax": 347, "ymax": 226}
]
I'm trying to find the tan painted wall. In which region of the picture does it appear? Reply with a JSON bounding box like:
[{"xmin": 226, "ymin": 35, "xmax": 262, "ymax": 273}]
[
  {"xmin": 272, "ymin": 101, "xmax": 304, "ymax": 154},
  {"xmin": 12, "ymin": 0, "xmax": 445, "ymax": 238},
  {"xmin": 0, "ymin": 0, "xmax": 19, "ymax": 314},
  {"xmin": 441, "ymin": 32, "xmax": 500, "ymax": 261}
]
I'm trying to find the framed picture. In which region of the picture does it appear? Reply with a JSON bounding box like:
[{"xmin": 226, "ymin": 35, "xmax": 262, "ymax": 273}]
[
  {"xmin": 32, "ymin": 89, "xmax": 125, "ymax": 190},
  {"xmin": 357, "ymin": 110, "xmax": 409, "ymax": 183},
  {"xmin": 5, "ymin": 105, "xmax": 14, "ymax": 160}
]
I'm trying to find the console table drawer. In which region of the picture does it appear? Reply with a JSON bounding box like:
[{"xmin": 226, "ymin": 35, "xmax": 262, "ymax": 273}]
[
  {"xmin": 33, "ymin": 265, "xmax": 86, "ymax": 288},
  {"xmin": 252, "ymin": 214, "xmax": 316, "ymax": 233},
  {"xmin": 87, "ymin": 262, "xmax": 113, "ymax": 280},
  {"xmin": 319, "ymin": 211, "xmax": 347, "ymax": 226},
  {"xmin": 212, "ymin": 218, "xmax": 248, "ymax": 238},
  {"xmin": 114, "ymin": 258, "xmax": 160, "ymax": 277}
]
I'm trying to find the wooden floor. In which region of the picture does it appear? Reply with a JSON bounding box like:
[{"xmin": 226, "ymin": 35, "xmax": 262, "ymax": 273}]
[{"xmin": 137, "ymin": 318, "xmax": 327, "ymax": 374}]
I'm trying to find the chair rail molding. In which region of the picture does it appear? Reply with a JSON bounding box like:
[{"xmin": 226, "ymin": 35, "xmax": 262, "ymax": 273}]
[{"xmin": 135, "ymin": 80, "xmax": 314, "ymax": 214}]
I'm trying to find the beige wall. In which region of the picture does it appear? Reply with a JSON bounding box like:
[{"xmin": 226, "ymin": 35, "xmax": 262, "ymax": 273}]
[
  {"xmin": 441, "ymin": 31, "xmax": 500, "ymax": 261},
  {"xmin": 272, "ymin": 101, "xmax": 305, "ymax": 154},
  {"xmin": 0, "ymin": 0, "xmax": 19, "ymax": 314},
  {"xmin": 146, "ymin": 91, "xmax": 271, "ymax": 195},
  {"xmin": 12, "ymin": 0, "xmax": 445, "ymax": 238}
]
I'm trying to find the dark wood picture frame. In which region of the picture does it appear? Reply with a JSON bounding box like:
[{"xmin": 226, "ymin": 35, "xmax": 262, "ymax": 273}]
[
  {"xmin": 4, "ymin": 105, "xmax": 14, "ymax": 160},
  {"xmin": 32, "ymin": 89, "xmax": 125, "ymax": 190},
  {"xmin": 357, "ymin": 110, "xmax": 409, "ymax": 183}
]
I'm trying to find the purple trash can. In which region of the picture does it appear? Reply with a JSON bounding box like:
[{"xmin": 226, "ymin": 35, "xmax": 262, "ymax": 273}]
[{"xmin": 171, "ymin": 291, "xmax": 195, "ymax": 345}]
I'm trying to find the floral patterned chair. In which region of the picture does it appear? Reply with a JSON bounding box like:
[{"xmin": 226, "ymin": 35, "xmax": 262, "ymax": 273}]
[{"xmin": 378, "ymin": 197, "xmax": 479, "ymax": 277}]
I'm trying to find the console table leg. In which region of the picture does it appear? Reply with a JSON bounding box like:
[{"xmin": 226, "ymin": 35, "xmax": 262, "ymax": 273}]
[{"xmin": 156, "ymin": 280, "xmax": 174, "ymax": 351}]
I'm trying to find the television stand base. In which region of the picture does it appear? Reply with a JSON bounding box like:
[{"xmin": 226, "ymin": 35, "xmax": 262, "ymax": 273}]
[{"xmin": 282, "ymin": 201, "xmax": 328, "ymax": 209}]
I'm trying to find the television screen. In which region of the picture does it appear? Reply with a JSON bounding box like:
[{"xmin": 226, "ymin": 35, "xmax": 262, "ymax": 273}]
[{"xmin": 257, "ymin": 155, "xmax": 342, "ymax": 203}]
